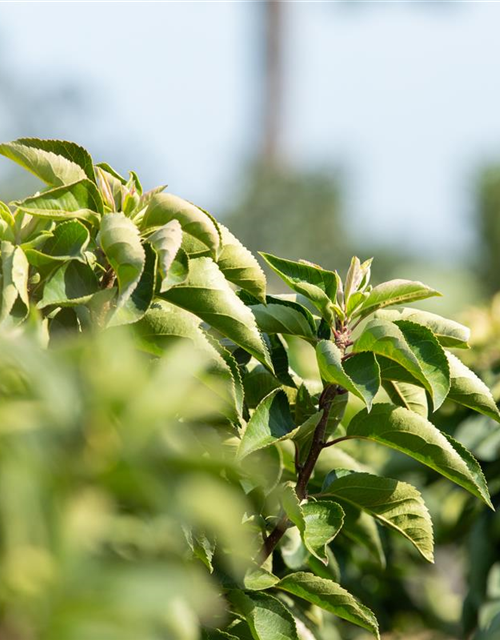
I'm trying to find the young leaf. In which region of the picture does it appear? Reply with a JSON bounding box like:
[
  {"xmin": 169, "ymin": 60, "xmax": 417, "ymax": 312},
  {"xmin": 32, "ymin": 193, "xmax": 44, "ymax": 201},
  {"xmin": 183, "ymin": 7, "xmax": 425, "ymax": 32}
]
[
  {"xmin": 375, "ymin": 308, "xmax": 470, "ymax": 349},
  {"xmin": 13, "ymin": 179, "xmax": 104, "ymax": 223},
  {"xmin": 344, "ymin": 256, "xmax": 372, "ymax": 302},
  {"xmin": 347, "ymin": 404, "xmax": 493, "ymax": 508},
  {"xmin": 162, "ymin": 257, "xmax": 272, "ymax": 368},
  {"xmin": 282, "ymin": 483, "xmax": 344, "ymax": 564},
  {"xmin": 237, "ymin": 389, "xmax": 294, "ymax": 459},
  {"xmin": 146, "ymin": 219, "xmax": 183, "ymax": 292},
  {"xmin": 37, "ymin": 261, "xmax": 99, "ymax": 309},
  {"xmin": 228, "ymin": 591, "xmax": 299, "ymax": 640},
  {"xmin": 143, "ymin": 193, "xmax": 220, "ymax": 258},
  {"xmin": 259, "ymin": 252, "xmax": 338, "ymax": 324},
  {"xmin": 353, "ymin": 319, "xmax": 446, "ymax": 410},
  {"xmin": 0, "ymin": 241, "xmax": 29, "ymax": 322},
  {"xmin": 316, "ymin": 341, "xmax": 379, "ymax": 409},
  {"xmin": 99, "ymin": 212, "xmax": 146, "ymax": 308},
  {"xmin": 446, "ymin": 352, "xmax": 500, "ymax": 423},
  {"xmin": 382, "ymin": 380, "xmax": 428, "ymax": 417},
  {"xmin": 0, "ymin": 138, "xmax": 94, "ymax": 186},
  {"xmin": 276, "ymin": 572, "xmax": 380, "ymax": 639},
  {"xmin": 355, "ymin": 279, "xmax": 441, "ymax": 319},
  {"xmin": 217, "ymin": 224, "xmax": 266, "ymax": 303},
  {"xmin": 322, "ymin": 470, "xmax": 434, "ymax": 562}
]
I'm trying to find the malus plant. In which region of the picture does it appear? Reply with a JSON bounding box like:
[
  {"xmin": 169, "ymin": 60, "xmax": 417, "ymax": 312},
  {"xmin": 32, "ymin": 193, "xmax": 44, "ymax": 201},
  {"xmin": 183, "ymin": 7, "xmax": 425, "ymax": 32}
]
[{"xmin": 0, "ymin": 138, "xmax": 499, "ymax": 640}]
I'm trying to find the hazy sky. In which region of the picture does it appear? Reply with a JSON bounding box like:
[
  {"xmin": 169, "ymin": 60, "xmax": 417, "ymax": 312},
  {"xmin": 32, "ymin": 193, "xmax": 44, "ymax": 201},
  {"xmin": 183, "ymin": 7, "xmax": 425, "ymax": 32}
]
[{"xmin": 1, "ymin": 2, "xmax": 500, "ymax": 261}]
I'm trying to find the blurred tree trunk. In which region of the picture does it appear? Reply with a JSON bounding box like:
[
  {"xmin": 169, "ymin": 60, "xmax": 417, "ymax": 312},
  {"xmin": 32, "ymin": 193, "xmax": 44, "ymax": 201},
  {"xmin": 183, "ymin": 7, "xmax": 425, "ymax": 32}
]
[{"xmin": 262, "ymin": 0, "xmax": 284, "ymax": 167}]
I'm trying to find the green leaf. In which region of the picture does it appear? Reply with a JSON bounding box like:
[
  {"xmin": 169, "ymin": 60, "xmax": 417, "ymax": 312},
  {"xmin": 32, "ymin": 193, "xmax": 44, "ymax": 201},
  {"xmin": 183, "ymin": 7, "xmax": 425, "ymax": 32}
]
[
  {"xmin": 347, "ymin": 404, "xmax": 493, "ymax": 508},
  {"xmin": 0, "ymin": 201, "xmax": 15, "ymax": 243},
  {"xmin": 248, "ymin": 300, "xmax": 315, "ymax": 342},
  {"xmin": 394, "ymin": 320, "xmax": 450, "ymax": 410},
  {"xmin": 243, "ymin": 566, "xmax": 280, "ymax": 591},
  {"xmin": 355, "ymin": 279, "xmax": 441, "ymax": 319},
  {"xmin": 353, "ymin": 318, "xmax": 448, "ymax": 410},
  {"xmin": 228, "ymin": 591, "xmax": 299, "ymax": 640},
  {"xmin": 162, "ymin": 257, "xmax": 271, "ymax": 368},
  {"xmin": 37, "ymin": 261, "xmax": 99, "ymax": 309},
  {"xmin": 237, "ymin": 389, "xmax": 294, "ymax": 459},
  {"xmin": 143, "ymin": 193, "xmax": 220, "ymax": 258},
  {"xmin": 109, "ymin": 243, "xmax": 157, "ymax": 326},
  {"xmin": 259, "ymin": 252, "xmax": 338, "ymax": 324},
  {"xmin": 276, "ymin": 572, "xmax": 379, "ymax": 639},
  {"xmin": 382, "ymin": 380, "xmax": 428, "ymax": 417},
  {"xmin": 316, "ymin": 341, "xmax": 379, "ymax": 409},
  {"xmin": 184, "ymin": 527, "xmax": 215, "ymax": 573},
  {"xmin": 375, "ymin": 308, "xmax": 470, "ymax": 348},
  {"xmin": 0, "ymin": 138, "xmax": 95, "ymax": 186},
  {"xmin": 133, "ymin": 300, "xmax": 207, "ymax": 356},
  {"xmin": 322, "ymin": 470, "xmax": 434, "ymax": 562},
  {"xmin": 282, "ymin": 484, "xmax": 344, "ymax": 564},
  {"xmin": 26, "ymin": 220, "xmax": 90, "ymax": 268},
  {"xmin": 0, "ymin": 241, "xmax": 29, "ymax": 323},
  {"xmin": 13, "ymin": 179, "xmax": 103, "ymax": 222},
  {"xmin": 99, "ymin": 212, "xmax": 146, "ymax": 308},
  {"xmin": 217, "ymin": 224, "xmax": 266, "ymax": 303},
  {"xmin": 446, "ymin": 352, "xmax": 500, "ymax": 423},
  {"xmin": 147, "ymin": 219, "xmax": 183, "ymax": 292}
]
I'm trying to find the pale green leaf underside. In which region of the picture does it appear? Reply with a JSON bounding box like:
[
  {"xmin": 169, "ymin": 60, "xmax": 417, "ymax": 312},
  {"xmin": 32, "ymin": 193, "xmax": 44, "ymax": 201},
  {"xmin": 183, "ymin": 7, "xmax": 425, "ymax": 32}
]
[
  {"xmin": 1, "ymin": 241, "xmax": 29, "ymax": 322},
  {"xmin": 347, "ymin": 404, "xmax": 492, "ymax": 508},
  {"xmin": 446, "ymin": 351, "xmax": 500, "ymax": 423},
  {"xmin": 13, "ymin": 179, "xmax": 103, "ymax": 222},
  {"xmin": 147, "ymin": 219, "xmax": 183, "ymax": 293},
  {"xmin": 375, "ymin": 308, "xmax": 470, "ymax": 348},
  {"xmin": 162, "ymin": 256, "xmax": 272, "ymax": 368},
  {"xmin": 217, "ymin": 224, "xmax": 266, "ymax": 303},
  {"xmin": 276, "ymin": 572, "xmax": 380, "ymax": 639},
  {"xmin": 0, "ymin": 138, "xmax": 92, "ymax": 186},
  {"xmin": 143, "ymin": 193, "xmax": 220, "ymax": 258},
  {"xmin": 322, "ymin": 470, "xmax": 434, "ymax": 562},
  {"xmin": 99, "ymin": 212, "xmax": 146, "ymax": 307},
  {"xmin": 356, "ymin": 278, "xmax": 440, "ymax": 319}
]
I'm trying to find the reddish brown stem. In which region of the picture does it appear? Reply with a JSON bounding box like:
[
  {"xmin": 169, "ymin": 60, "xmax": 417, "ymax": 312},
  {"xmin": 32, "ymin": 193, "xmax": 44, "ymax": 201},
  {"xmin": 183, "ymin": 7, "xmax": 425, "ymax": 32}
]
[{"xmin": 260, "ymin": 384, "xmax": 340, "ymax": 563}]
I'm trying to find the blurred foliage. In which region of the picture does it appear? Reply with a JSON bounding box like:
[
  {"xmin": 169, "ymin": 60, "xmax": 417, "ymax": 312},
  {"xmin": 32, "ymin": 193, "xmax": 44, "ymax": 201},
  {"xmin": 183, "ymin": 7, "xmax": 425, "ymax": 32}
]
[
  {"xmin": 0, "ymin": 330, "xmax": 262, "ymax": 639},
  {"xmin": 475, "ymin": 166, "xmax": 500, "ymax": 295},
  {"xmin": 223, "ymin": 162, "xmax": 352, "ymax": 280},
  {"xmin": 0, "ymin": 138, "xmax": 498, "ymax": 640}
]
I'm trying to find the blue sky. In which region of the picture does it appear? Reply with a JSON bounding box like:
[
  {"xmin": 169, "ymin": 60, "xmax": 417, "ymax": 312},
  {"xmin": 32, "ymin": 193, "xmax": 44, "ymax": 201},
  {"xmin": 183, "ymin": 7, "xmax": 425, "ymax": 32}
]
[{"xmin": 2, "ymin": 2, "xmax": 500, "ymax": 262}]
